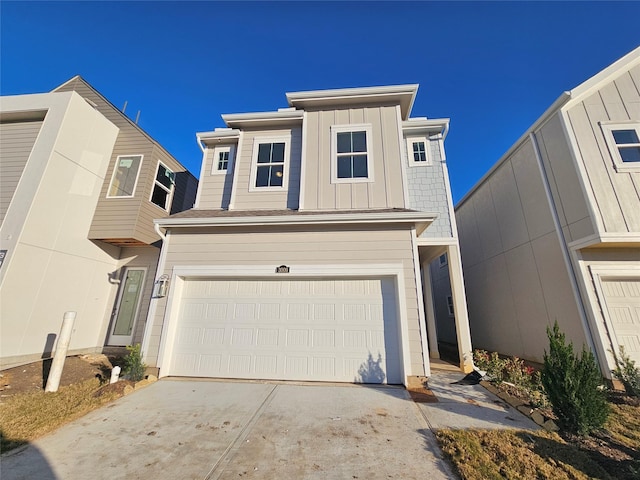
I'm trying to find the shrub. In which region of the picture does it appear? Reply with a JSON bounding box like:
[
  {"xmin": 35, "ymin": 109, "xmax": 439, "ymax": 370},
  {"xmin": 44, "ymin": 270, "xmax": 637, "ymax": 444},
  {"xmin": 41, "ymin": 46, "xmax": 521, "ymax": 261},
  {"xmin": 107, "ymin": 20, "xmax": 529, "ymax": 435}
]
[
  {"xmin": 122, "ymin": 344, "xmax": 147, "ymax": 382},
  {"xmin": 541, "ymin": 322, "xmax": 609, "ymax": 435},
  {"xmin": 612, "ymin": 346, "xmax": 640, "ymax": 396}
]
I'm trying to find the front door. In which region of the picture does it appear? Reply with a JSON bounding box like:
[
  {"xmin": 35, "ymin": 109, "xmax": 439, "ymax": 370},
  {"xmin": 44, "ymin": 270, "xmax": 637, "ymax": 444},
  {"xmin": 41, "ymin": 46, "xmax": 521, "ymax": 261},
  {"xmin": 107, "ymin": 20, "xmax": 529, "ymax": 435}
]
[{"xmin": 108, "ymin": 268, "xmax": 146, "ymax": 346}]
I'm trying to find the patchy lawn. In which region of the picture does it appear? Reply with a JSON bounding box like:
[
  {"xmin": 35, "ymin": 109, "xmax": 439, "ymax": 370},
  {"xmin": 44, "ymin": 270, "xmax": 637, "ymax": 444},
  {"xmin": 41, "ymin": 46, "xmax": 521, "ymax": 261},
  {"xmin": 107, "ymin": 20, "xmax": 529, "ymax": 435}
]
[{"xmin": 436, "ymin": 395, "xmax": 640, "ymax": 480}]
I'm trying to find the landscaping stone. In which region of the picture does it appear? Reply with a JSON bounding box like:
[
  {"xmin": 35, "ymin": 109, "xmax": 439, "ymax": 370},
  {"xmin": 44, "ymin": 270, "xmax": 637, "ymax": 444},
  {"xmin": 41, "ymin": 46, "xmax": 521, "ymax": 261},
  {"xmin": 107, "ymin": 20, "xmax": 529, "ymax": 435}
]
[
  {"xmin": 530, "ymin": 410, "xmax": 545, "ymax": 426},
  {"xmin": 543, "ymin": 419, "xmax": 559, "ymax": 432},
  {"xmin": 517, "ymin": 405, "xmax": 533, "ymax": 416},
  {"xmin": 123, "ymin": 385, "xmax": 134, "ymax": 395}
]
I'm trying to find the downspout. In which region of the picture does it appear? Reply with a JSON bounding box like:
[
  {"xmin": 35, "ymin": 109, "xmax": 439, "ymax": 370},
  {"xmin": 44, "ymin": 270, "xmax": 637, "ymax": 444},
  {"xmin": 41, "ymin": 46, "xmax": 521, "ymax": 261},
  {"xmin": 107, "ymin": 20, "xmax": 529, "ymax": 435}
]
[{"xmin": 529, "ymin": 132, "xmax": 598, "ymax": 357}]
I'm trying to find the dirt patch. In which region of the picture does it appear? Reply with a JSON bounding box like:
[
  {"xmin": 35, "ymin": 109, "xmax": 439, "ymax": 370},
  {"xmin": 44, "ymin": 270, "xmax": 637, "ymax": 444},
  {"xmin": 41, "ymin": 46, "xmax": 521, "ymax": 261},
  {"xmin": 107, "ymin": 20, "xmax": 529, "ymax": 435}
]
[{"xmin": 0, "ymin": 354, "xmax": 118, "ymax": 400}]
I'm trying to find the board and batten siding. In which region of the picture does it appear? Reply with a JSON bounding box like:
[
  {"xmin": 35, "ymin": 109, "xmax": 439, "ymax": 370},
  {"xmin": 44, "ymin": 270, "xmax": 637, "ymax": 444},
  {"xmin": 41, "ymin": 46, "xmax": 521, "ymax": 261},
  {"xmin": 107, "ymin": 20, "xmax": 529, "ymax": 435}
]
[
  {"xmin": 56, "ymin": 77, "xmax": 196, "ymax": 244},
  {"xmin": 0, "ymin": 120, "xmax": 43, "ymax": 226},
  {"xmin": 302, "ymin": 106, "xmax": 405, "ymax": 210},
  {"xmin": 564, "ymin": 64, "xmax": 640, "ymax": 234},
  {"xmin": 456, "ymin": 136, "xmax": 587, "ymax": 362},
  {"xmin": 197, "ymin": 144, "xmax": 236, "ymax": 209},
  {"xmin": 231, "ymin": 127, "xmax": 302, "ymax": 210},
  {"xmin": 145, "ymin": 225, "xmax": 425, "ymax": 376}
]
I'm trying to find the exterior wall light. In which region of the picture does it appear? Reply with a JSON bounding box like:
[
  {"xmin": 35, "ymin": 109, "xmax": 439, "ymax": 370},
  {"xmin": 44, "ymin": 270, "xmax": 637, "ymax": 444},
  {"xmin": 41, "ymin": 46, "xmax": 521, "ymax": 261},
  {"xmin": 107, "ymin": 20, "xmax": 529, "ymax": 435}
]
[{"xmin": 154, "ymin": 274, "xmax": 170, "ymax": 298}]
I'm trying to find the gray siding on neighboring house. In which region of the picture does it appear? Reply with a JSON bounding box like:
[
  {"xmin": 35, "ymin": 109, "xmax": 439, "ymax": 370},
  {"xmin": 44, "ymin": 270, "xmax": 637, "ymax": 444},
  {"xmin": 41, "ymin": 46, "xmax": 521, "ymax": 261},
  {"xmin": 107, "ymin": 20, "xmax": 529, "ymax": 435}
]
[
  {"xmin": 0, "ymin": 120, "xmax": 43, "ymax": 226},
  {"xmin": 302, "ymin": 105, "xmax": 405, "ymax": 210},
  {"xmin": 457, "ymin": 136, "xmax": 587, "ymax": 361},
  {"xmin": 406, "ymin": 137, "xmax": 452, "ymax": 238},
  {"xmin": 231, "ymin": 126, "xmax": 302, "ymax": 210},
  {"xmin": 55, "ymin": 77, "xmax": 197, "ymax": 244},
  {"xmin": 564, "ymin": 65, "xmax": 640, "ymax": 234}
]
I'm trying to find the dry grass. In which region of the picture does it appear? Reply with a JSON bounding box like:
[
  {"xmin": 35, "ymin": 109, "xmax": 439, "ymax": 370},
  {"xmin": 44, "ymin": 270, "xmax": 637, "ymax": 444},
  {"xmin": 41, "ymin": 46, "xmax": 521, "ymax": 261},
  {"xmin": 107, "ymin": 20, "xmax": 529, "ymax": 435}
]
[
  {"xmin": 0, "ymin": 378, "xmax": 118, "ymax": 453},
  {"xmin": 436, "ymin": 399, "xmax": 640, "ymax": 480}
]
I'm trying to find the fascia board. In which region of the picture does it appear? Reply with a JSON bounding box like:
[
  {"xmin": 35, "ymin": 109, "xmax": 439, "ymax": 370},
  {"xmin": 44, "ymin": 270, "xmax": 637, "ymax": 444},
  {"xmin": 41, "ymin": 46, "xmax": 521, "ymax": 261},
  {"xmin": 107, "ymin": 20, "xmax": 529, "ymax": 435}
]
[
  {"xmin": 456, "ymin": 92, "xmax": 571, "ymax": 210},
  {"xmin": 402, "ymin": 118, "xmax": 449, "ymax": 134},
  {"xmin": 156, "ymin": 211, "xmax": 438, "ymax": 230},
  {"xmin": 196, "ymin": 130, "xmax": 241, "ymax": 145},
  {"xmin": 222, "ymin": 110, "xmax": 303, "ymax": 127}
]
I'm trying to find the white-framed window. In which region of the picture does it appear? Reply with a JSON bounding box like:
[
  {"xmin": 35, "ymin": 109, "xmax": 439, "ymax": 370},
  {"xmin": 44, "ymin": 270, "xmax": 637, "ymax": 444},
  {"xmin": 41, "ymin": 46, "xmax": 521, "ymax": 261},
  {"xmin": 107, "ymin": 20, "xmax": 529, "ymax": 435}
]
[
  {"xmin": 150, "ymin": 161, "xmax": 175, "ymax": 211},
  {"xmin": 211, "ymin": 145, "xmax": 235, "ymax": 175},
  {"xmin": 249, "ymin": 136, "xmax": 290, "ymax": 191},
  {"xmin": 439, "ymin": 253, "xmax": 448, "ymax": 267},
  {"xmin": 107, "ymin": 154, "xmax": 143, "ymax": 198},
  {"xmin": 446, "ymin": 295, "xmax": 455, "ymax": 317},
  {"xmin": 406, "ymin": 136, "xmax": 430, "ymax": 165},
  {"xmin": 601, "ymin": 122, "xmax": 640, "ymax": 172},
  {"xmin": 331, "ymin": 124, "xmax": 374, "ymax": 183}
]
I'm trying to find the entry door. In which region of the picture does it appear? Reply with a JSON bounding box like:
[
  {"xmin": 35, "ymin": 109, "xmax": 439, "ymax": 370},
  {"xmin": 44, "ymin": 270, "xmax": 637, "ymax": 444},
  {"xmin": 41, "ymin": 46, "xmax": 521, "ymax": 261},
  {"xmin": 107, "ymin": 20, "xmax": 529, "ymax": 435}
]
[{"xmin": 108, "ymin": 268, "xmax": 146, "ymax": 346}]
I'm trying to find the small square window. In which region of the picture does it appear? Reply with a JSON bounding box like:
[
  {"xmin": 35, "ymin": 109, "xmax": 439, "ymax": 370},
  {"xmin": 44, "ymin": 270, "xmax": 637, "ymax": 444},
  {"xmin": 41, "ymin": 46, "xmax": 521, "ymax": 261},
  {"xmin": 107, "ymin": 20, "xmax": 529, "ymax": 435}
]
[
  {"xmin": 447, "ymin": 295, "xmax": 454, "ymax": 317},
  {"xmin": 211, "ymin": 146, "xmax": 235, "ymax": 175},
  {"xmin": 439, "ymin": 253, "xmax": 448, "ymax": 267},
  {"xmin": 150, "ymin": 162, "xmax": 175, "ymax": 211},
  {"xmin": 331, "ymin": 124, "xmax": 374, "ymax": 183},
  {"xmin": 601, "ymin": 123, "xmax": 640, "ymax": 172},
  {"xmin": 249, "ymin": 137, "xmax": 290, "ymax": 191},
  {"xmin": 406, "ymin": 136, "xmax": 430, "ymax": 166}
]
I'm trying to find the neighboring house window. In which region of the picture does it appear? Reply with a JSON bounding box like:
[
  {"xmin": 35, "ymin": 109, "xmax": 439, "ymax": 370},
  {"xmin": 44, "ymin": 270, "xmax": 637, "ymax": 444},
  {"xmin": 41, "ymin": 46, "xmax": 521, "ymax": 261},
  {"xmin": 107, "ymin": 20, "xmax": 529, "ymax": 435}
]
[
  {"xmin": 150, "ymin": 161, "xmax": 175, "ymax": 211},
  {"xmin": 211, "ymin": 145, "xmax": 235, "ymax": 175},
  {"xmin": 249, "ymin": 136, "xmax": 290, "ymax": 191},
  {"xmin": 406, "ymin": 136, "xmax": 430, "ymax": 165},
  {"xmin": 331, "ymin": 124, "xmax": 374, "ymax": 183},
  {"xmin": 447, "ymin": 295, "xmax": 454, "ymax": 317},
  {"xmin": 439, "ymin": 253, "xmax": 448, "ymax": 267},
  {"xmin": 107, "ymin": 155, "xmax": 143, "ymax": 197},
  {"xmin": 601, "ymin": 123, "xmax": 640, "ymax": 172}
]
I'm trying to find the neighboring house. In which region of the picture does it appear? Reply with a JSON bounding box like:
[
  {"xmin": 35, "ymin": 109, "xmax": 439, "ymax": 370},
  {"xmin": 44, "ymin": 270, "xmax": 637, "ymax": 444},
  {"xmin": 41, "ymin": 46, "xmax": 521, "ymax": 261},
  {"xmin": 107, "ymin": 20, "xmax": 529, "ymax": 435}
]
[
  {"xmin": 141, "ymin": 84, "xmax": 473, "ymax": 386},
  {"xmin": 0, "ymin": 77, "xmax": 197, "ymax": 369},
  {"xmin": 440, "ymin": 47, "xmax": 640, "ymax": 378}
]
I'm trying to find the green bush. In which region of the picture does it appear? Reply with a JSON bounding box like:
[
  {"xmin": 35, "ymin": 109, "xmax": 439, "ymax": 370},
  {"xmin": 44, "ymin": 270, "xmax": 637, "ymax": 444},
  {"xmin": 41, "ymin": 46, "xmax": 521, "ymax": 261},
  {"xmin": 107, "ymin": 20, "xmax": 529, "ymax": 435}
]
[
  {"xmin": 612, "ymin": 346, "xmax": 640, "ymax": 396},
  {"xmin": 122, "ymin": 344, "xmax": 147, "ymax": 382},
  {"xmin": 541, "ymin": 322, "xmax": 609, "ymax": 435}
]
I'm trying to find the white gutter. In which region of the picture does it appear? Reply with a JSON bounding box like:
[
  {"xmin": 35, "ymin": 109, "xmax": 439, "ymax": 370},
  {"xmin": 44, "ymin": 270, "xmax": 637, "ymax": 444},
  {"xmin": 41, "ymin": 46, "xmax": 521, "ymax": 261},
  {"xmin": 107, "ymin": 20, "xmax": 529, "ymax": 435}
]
[{"xmin": 154, "ymin": 222, "xmax": 166, "ymax": 241}]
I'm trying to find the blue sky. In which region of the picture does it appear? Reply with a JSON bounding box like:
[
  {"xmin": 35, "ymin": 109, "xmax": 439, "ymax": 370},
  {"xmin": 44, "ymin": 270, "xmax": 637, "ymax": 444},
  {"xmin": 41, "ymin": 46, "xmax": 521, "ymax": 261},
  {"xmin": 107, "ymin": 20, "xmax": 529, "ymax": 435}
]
[{"xmin": 2, "ymin": 1, "xmax": 639, "ymax": 203}]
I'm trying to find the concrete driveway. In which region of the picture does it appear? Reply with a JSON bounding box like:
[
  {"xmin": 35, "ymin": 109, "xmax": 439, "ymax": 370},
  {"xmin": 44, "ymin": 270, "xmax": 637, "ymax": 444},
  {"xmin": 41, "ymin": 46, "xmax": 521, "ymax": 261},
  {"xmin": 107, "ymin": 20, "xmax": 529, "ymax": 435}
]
[{"xmin": 2, "ymin": 379, "xmax": 455, "ymax": 479}]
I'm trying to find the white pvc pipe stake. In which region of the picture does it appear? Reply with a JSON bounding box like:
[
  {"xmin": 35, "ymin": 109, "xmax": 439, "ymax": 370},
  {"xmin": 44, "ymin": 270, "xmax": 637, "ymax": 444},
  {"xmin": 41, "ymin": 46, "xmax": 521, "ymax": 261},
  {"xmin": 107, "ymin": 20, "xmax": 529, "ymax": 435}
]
[
  {"xmin": 110, "ymin": 366, "xmax": 121, "ymax": 384},
  {"xmin": 45, "ymin": 311, "xmax": 76, "ymax": 393}
]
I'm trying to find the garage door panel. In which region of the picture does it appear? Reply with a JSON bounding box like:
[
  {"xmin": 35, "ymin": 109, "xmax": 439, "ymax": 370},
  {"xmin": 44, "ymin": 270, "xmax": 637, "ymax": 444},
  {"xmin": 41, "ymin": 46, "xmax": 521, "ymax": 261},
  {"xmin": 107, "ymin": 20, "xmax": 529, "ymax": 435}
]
[
  {"xmin": 169, "ymin": 277, "xmax": 401, "ymax": 383},
  {"xmin": 601, "ymin": 278, "xmax": 640, "ymax": 365}
]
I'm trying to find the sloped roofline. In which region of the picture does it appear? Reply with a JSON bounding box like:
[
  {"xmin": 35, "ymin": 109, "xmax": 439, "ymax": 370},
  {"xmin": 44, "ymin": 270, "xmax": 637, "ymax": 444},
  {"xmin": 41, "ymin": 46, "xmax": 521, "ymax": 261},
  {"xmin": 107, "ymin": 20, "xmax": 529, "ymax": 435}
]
[{"xmin": 456, "ymin": 46, "xmax": 640, "ymax": 210}]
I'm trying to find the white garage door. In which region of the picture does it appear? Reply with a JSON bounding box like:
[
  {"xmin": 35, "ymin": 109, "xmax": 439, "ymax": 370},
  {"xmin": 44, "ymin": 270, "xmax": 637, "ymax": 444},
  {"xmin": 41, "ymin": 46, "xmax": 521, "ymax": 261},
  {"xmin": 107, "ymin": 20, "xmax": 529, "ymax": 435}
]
[
  {"xmin": 601, "ymin": 279, "xmax": 640, "ymax": 365},
  {"xmin": 168, "ymin": 277, "xmax": 401, "ymax": 384}
]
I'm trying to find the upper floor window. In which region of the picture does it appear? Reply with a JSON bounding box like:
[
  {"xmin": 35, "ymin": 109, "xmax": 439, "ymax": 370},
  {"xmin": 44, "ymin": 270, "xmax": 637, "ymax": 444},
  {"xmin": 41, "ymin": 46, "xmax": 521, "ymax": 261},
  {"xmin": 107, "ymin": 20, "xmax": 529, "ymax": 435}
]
[
  {"xmin": 406, "ymin": 136, "xmax": 430, "ymax": 165},
  {"xmin": 439, "ymin": 253, "xmax": 448, "ymax": 267},
  {"xmin": 211, "ymin": 145, "xmax": 235, "ymax": 175},
  {"xmin": 150, "ymin": 162, "xmax": 175, "ymax": 211},
  {"xmin": 107, "ymin": 155, "xmax": 142, "ymax": 197},
  {"xmin": 331, "ymin": 124, "xmax": 374, "ymax": 183},
  {"xmin": 601, "ymin": 122, "xmax": 640, "ymax": 172},
  {"xmin": 249, "ymin": 136, "xmax": 290, "ymax": 191}
]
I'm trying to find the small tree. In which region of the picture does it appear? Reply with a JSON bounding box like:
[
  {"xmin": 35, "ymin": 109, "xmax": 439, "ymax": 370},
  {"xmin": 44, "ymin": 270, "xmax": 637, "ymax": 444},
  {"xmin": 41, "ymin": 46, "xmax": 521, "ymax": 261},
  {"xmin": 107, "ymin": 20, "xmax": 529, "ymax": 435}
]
[
  {"xmin": 612, "ymin": 345, "xmax": 640, "ymax": 396},
  {"xmin": 541, "ymin": 322, "xmax": 609, "ymax": 435},
  {"xmin": 122, "ymin": 344, "xmax": 147, "ymax": 382}
]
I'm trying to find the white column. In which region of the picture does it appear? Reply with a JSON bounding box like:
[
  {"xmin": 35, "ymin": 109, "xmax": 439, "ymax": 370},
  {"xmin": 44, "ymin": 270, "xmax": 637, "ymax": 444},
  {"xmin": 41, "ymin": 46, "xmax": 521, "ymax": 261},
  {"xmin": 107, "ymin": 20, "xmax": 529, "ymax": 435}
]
[
  {"xmin": 447, "ymin": 244, "xmax": 474, "ymax": 373},
  {"xmin": 45, "ymin": 311, "xmax": 76, "ymax": 393},
  {"xmin": 421, "ymin": 262, "xmax": 440, "ymax": 359}
]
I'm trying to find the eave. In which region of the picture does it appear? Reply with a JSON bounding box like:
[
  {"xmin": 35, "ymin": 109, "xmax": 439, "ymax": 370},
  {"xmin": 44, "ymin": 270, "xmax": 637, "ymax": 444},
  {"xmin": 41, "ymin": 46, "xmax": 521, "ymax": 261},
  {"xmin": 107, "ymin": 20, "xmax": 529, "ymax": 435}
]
[{"xmin": 222, "ymin": 110, "xmax": 304, "ymax": 128}]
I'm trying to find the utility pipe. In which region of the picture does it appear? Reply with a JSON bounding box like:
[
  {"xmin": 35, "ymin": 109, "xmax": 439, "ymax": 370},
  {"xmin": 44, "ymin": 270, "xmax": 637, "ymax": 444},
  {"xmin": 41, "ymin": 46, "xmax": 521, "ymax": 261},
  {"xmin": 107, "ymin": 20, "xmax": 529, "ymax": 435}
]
[{"xmin": 45, "ymin": 311, "xmax": 76, "ymax": 393}]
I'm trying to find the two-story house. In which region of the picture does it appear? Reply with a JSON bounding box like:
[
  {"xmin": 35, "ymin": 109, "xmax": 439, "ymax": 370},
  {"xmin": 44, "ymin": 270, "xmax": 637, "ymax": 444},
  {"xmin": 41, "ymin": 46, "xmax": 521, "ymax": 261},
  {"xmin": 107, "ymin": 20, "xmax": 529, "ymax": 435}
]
[
  {"xmin": 0, "ymin": 77, "xmax": 197, "ymax": 369},
  {"xmin": 141, "ymin": 85, "xmax": 473, "ymax": 386},
  {"xmin": 447, "ymin": 47, "xmax": 640, "ymax": 378}
]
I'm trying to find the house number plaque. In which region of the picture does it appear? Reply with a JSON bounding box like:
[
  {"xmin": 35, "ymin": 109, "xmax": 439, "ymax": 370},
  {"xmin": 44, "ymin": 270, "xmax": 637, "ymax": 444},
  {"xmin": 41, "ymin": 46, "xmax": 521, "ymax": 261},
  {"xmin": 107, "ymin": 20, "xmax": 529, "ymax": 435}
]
[{"xmin": 275, "ymin": 265, "xmax": 290, "ymax": 273}]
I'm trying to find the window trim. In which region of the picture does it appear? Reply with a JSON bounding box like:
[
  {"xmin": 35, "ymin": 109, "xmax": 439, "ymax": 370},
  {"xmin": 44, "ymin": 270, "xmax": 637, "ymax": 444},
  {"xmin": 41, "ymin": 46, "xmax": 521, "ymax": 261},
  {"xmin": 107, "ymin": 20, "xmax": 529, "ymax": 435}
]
[
  {"xmin": 106, "ymin": 154, "xmax": 143, "ymax": 198},
  {"xmin": 600, "ymin": 121, "xmax": 640, "ymax": 173},
  {"xmin": 249, "ymin": 135, "xmax": 291, "ymax": 192},
  {"xmin": 149, "ymin": 160, "xmax": 175, "ymax": 212},
  {"xmin": 211, "ymin": 145, "xmax": 235, "ymax": 175},
  {"xmin": 330, "ymin": 123, "xmax": 374, "ymax": 184},
  {"xmin": 406, "ymin": 136, "xmax": 431, "ymax": 166}
]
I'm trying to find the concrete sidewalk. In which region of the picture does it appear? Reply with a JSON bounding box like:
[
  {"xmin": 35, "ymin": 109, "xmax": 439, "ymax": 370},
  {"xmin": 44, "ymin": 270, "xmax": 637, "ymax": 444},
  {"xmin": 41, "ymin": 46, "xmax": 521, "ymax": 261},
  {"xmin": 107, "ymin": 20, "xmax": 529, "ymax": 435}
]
[{"xmin": 1, "ymin": 380, "xmax": 456, "ymax": 480}]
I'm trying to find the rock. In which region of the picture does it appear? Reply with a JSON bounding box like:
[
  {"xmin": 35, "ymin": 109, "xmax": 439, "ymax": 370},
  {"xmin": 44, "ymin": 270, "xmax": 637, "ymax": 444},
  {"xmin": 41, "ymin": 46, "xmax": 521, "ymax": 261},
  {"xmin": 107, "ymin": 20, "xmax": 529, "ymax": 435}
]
[
  {"xmin": 504, "ymin": 394, "xmax": 525, "ymax": 408},
  {"xmin": 146, "ymin": 374, "xmax": 158, "ymax": 382},
  {"xmin": 134, "ymin": 379, "xmax": 152, "ymax": 390},
  {"xmin": 531, "ymin": 410, "xmax": 545, "ymax": 426},
  {"xmin": 123, "ymin": 385, "xmax": 134, "ymax": 395},
  {"xmin": 543, "ymin": 419, "xmax": 559, "ymax": 431},
  {"xmin": 517, "ymin": 405, "xmax": 533, "ymax": 416}
]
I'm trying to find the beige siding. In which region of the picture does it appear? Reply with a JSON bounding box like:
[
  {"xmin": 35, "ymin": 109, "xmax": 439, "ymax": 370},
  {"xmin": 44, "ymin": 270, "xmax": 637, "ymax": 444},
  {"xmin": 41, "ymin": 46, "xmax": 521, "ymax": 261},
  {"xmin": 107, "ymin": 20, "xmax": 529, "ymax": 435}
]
[
  {"xmin": 565, "ymin": 69, "xmax": 640, "ymax": 234},
  {"xmin": 302, "ymin": 106, "xmax": 405, "ymax": 210},
  {"xmin": 145, "ymin": 226, "xmax": 425, "ymax": 375},
  {"xmin": 0, "ymin": 120, "xmax": 43, "ymax": 225},
  {"xmin": 56, "ymin": 77, "xmax": 196, "ymax": 243},
  {"xmin": 457, "ymin": 137, "xmax": 586, "ymax": 362},
  {"xmin": 197, "ymin": 146, "xmax": 235, "ymax": 209},
  {"xmin": 231, "ymin": 127, "xmax": 302, "ymax": 210}
]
